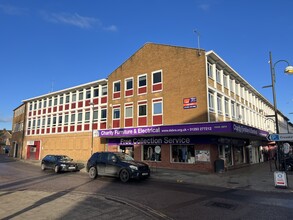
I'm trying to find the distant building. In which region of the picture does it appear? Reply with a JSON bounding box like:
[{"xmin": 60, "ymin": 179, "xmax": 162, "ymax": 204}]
[
  {"xmin": 10, "ymin": 104, "xmax": 26, "ymax": 158},
  {"xmin": 12, "ymin": 43, "xmax": 293, "ymax": 172},
  {"xmin": 0, "ymin": 129, "xmax": 12, "ymax": 154}
]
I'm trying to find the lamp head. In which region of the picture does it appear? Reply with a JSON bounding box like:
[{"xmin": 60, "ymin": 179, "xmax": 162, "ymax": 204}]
[{"xmin": 285, "ymin": 66, "xmax": 293, "ymax": 74}]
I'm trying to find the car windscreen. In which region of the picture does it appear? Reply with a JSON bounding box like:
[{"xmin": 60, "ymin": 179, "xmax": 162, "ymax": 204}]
[
  {"xmin": 116, "ymin": 153, "xmax": 134, "ymax": 161},
  {"xmin": 57, "ymin": 156, "xmax": 72, "ymax": 161}
]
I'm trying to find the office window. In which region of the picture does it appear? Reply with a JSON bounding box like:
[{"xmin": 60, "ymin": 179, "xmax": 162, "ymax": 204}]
[
  {"xmin": 225, "ymin": 98, "xmax": 229, "ymax": 116},
  {"xmin": 217, "ymin": 95, "xmax": 222, "ymax": 114},
  {"xmin": 71, "ymin": 113, "xmax": 76, "ymax": 124},
  {"xmin": 113, "ymin": 108, "xmax": 120, "ymax": 119},
  {"xmin": 66, "ymin": 93, "xmax": 70, "ymax": 103},
  {"xmin": 85, "ymin": 111, "xmax": 90, "ymax": 122},
  {"xmin": 125, "ymin": 78, "xmax": 133, "ymax": 90},
  {"xmin": 125, "ymin": 106, "xmax": 133, "ymax": 118},
  {"xmin": 78, "ymin": 112, "xmax": 83, "ymax": 123},
  {"xmin": 47, "ymin": 117, "xmax": 51, "ymax": 126},
  {"xmin": 152, "ymin": 71, "xmax": 162, "ymax": 84},
  {"xmin": 32, "ymin": 119, "xmax": 36, "ymax": 129},
  {"xmin": 230, "ymin": 79, "xmax": 234, "ymax": 92},
  {"xmin": 54, "ymin": 96, "xmax": 58, "ymax": 106},
  {"xmin": 114, "ymin": 81, "xmax": 121, "ymax": 92},
  {"xmin": 60, "ymin": 96, "xmax": 64, "ymax": 105},
  {"xmin": 93, "ymin": 110, "xmax": 98, "ymax": 121},
  {"xmin": 49, "ymin": 98, "xmax": 52, "ymax": 107},
  {"xmin": 223, "ymin": 74, "xmax": 228, "ymax": 88},
  {"xmin": 78, "ymin": 90, "xmax": 83, "ymax": 101},
  {"xmin": 139, "ymin": 104, "xmax": 147, "ymax": 116},
  {"xmin": 86, "ymin": 89, "xmax": 91, "ymax": 99},
  {"xmin": 153, "ymin": 102, "xmax": 162, "ymax": 115},
  {"xmin": 64, "ymin": 114, "xmax": 69, "ymax": 125},
  {"xmin": 72, "ymin": 92, "xmax": 77, "ymax": 102},
  {"xmin": 138, "ymin": 75, "xmax": 147, "ymax": 87},
  {"xmin": 58, "ymin": 116, "xmax": 62, "ymax": 125},
  {"xmin": 38, "ymin": 101, "xmax": 42, "ymax": 109},
  {"xmin": 101, "ymin": 109, "xmax": 107, "ymax": 121},
  {"xmin": 93, "ymin": 87, "xmax": 99, "ymax": 97},
  {"xmin": 34, "ymin": 102, "xmax": 37, "ymax": 110},
  {"xmin": 37, "ymin": 118, "xmax": 40, "ymax": 128},
  {"xmin": 207, "ymin": 62, "xmax": 213, "ymax": 78},
  {"xmin": 208, "ymin": 92, "xmax": 215, "ymax": 111},
  {"xmin": 216, "ymin": 69, "xmax": 221, "ymax": 84},
  {"xmin": 43, "ymin": 100, "xmax": 47, "ymax": 108},
  {"xmin": 42, "ymin": 118, "xmax": 45, "ymax": 128},
  {"xmin": 102, "ymin": 86, "xmax": 107, "ymax": 96},
  {"xmin": 52, "ymin": 116, "xmax": 57, "ymax": 126},
  {"xmin": 231, "ymin": 101, "xmax": 236, "ymax": 118},
  {"xmin": 29, "ymin": 103, "xmax": 33, "ymax": 111}
]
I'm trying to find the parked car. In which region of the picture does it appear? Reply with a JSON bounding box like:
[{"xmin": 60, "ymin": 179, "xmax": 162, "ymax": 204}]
[
  {"xmin": 86, "ymin": 152, "xmax": 150, "ymax": 182},
  {"xmin": 41, "ymin": 155, "xmax": 84, "ymax": 173}
]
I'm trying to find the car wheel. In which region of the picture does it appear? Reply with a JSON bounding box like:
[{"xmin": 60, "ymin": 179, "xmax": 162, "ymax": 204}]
[
  {"xmin": 88, "ymin": 166, "xmax": 97, "ymax": 179},
  {"xmin": 54, "ymin": 165, "xmax": 60, "ymax": 173},
  {"xmin": 41, "ymin": 164, "xmax": 46, "ymax": 171},
  {"xmin": 119, "ymin": 169, "xmax": 130, "ymax": 183}
]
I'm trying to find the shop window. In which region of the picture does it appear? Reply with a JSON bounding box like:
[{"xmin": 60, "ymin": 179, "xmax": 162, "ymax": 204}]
[
  {"xmin": 234, "ymin": 145, "xmax": 244, "ymax": 165},
  {"xmin": 143, "ymin": 145, "xmax": 161, "ymax": 161},
  {"xmin": 219, "ymin": 144, "xmax": 233, "ymax": 166},
  {"xmin": 171, "ymin": 145, "xmax": 195, "ymax": 163}
]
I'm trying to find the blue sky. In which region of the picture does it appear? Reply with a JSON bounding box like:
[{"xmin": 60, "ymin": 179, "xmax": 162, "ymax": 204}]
[{"xmin": 1, "ymin": 0, "xmax": 293, "ymax": 130}]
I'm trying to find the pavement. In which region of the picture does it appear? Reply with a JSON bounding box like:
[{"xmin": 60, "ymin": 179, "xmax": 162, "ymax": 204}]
[{"xmin": 14, "ymin": 156, "xmax": 293, "ymax": 193}]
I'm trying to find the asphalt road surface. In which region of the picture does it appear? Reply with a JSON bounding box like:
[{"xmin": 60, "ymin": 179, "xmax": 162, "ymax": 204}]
[{"xmin": 1, "ymin": 155, "xmax": 293, "ymax": 219}]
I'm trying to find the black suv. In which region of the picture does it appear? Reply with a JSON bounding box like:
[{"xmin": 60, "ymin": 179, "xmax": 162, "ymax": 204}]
[{"xmin": 86, "ymin": 152, "xmax": 150, "ymax": 182}]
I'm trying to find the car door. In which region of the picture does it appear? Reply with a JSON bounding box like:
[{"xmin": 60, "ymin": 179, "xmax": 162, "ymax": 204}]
[
  {"xmin": 104, "ymin": 153, "xmax": 120, "ymax": 177},
  {"xmin": 48, "ymin": 156, "xmax": 57, "ymax": 169},
  {"xmin": 96, "ymin": 153, "xmax": 106, "ymax": 175}
]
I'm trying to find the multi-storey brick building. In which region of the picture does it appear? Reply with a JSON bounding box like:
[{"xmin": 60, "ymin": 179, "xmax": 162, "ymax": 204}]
[
  {"xmin": 12, "ymin": 43, "xmax": 292, "ymax": 172},
  {"xmin": 10, "ymin": 104, "xmax": 26, "ymax": 158}
]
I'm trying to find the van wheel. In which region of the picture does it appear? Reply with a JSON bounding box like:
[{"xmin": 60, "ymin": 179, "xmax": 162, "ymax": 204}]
[
  {"xmin": 120, "ymin": 169, "xmax": 130, "ymax": 183},
  {"xmin": 89, "ymin": 167, "xmax": 97, "ymax": 179}
]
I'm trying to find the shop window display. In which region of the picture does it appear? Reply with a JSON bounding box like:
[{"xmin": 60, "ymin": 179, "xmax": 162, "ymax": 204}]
[
  {"xmin": 233, "ymin": 145, "xmax": 244, "ymax": 165},
  {"xmin": 143, "ymin": 145, "xmax": 161, "ymax": 161},
  {"xmin": 172, "ymin": 145, "xmax": 195, "ymax": 163}
]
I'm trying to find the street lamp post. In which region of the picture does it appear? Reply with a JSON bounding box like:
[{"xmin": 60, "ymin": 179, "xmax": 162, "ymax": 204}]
[
  {"xmin": 90, "ymin": 102, "xmax": 95, "ymax": 155},
  {"xmin": 263, "ymin": 51, "xmax": 293, "ymax": 170}
]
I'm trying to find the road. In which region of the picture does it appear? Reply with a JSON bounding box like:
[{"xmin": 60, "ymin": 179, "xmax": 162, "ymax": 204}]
[{"xmin": 1, "ymin": 155, "xmax": 293, "ymax": 219}]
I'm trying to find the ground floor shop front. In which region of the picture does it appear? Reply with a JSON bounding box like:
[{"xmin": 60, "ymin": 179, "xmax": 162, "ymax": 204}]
[{"xmin": 99, "ymin": 121, "xmax": 269, "ymax": 172}]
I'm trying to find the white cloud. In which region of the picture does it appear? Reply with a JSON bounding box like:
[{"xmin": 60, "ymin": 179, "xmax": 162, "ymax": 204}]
[
  {"xmin": 40, "ymin": 11, "xmax": 117, "ymax": 31},
  {"xmin": 103, "ymin": 25, "xmax": 118, "ymax": 32},
  {"xmin": 198, "ymin": 3, "xmax": 210, "ymax": 11},
  {"xmin": 0, "ymin": 117, "xmax": 12, "ymax": 123},
  {"xmin": 0, "ymin": 4, "xmax": 28, "ymax": 15}
]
